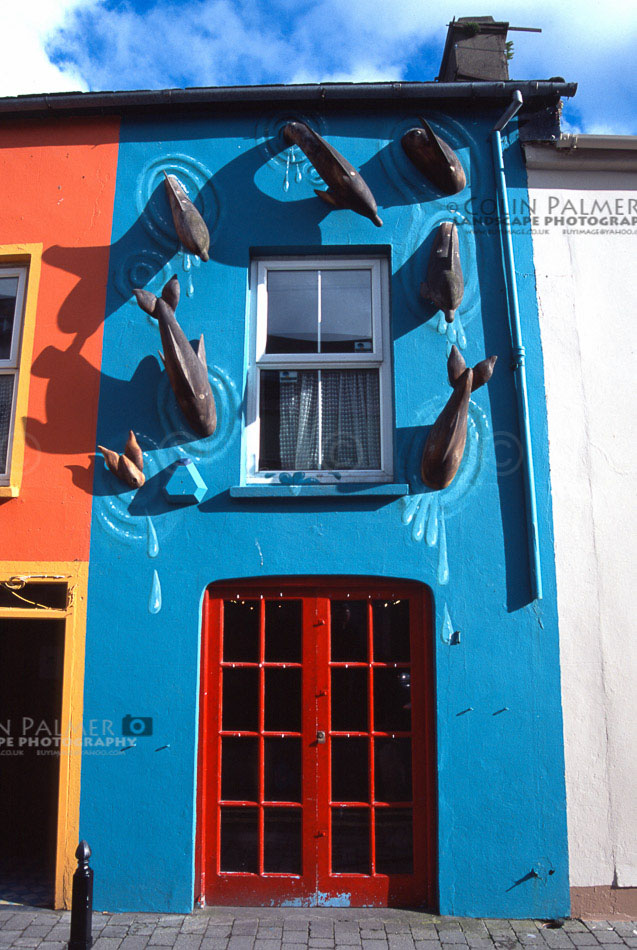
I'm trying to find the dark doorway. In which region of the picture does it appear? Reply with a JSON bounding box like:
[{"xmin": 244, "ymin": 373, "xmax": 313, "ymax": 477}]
[{"xmin": 0, "ymin": 618, "xmax": 65, "ymax": 906}]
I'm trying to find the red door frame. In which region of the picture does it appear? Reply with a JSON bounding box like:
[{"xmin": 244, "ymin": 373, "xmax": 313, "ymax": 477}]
[{"xmin": 196, "ymin": 576, "xmax": 436, "ymax": 908}]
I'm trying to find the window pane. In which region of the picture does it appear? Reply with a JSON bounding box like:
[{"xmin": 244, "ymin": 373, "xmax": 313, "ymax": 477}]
[
  {"xmin": 264, "ymin": 737, "xmax": 301, "ymax": 802},
  {"xmin": 321, "ymin": 370, "xmax": 380, "ymax": 470},
  {"xmin": 331, "ymin": 600, "xmax": 367, "ymax": 661},
  {"xmin": 331, "ymin": 808, "xmax": 370, "ymax": 874},
  {"xmin": 331, "ymin": 737, "xmax": 368, "ymax": 802},
  {"xmin": 221, "ymin": 737, "xmax": 259, "ymax": 801},
  {"xmin": 375, "ymin": 809, "xmax": 413, "ymax": 874},
  {"xmin": 266, "ymin": 270, "xmax": 318, "ymax": 353},
  {"xmin": 259, "ymin": 370, "xmax": 319, "ymax": 471},
  {"xmin": 222, "ymin": 668, "xmax": 259, "ymax": 731},
  {"xmin": 374, "ymin": 737, "xmax": 412, "ymax": 802},
  {"xmin": 223, "ymin": 600, "xmax": 260, "ymax": 662},
  {"xmin": 220, "ymin": 807, "xmax": 259, "ymax": 872},
  {"xmin": 265, "ymin": 600, "xmax": 302, "ymax": 662},
  {"xmin": 321, "ymin": 270, "xmax": 373, "ymax": 353},
  {"xmin": 331, "ymin": 668, "xmax": 368, "ymax": 732},
  {"xmin": 373, "ymin": 669, "xmax": 411, "ymax": 732},
  {"xmin": 264, "ymin": 668, "xmax": 301, "ymax": 732},
  {"xmin": 0, "ymin": 277, "xmax": 19, "ymax": 360},
  {"xmin": 372, "ymin": 600, "xmax": 410, "ymax": 663},
  {"xmin": 264, "ymin": 808, "xmax": 302, "ymax": 873},
  {"xmin": 0, "ymin": 374, "xmax": 15, "ymax": 474}
]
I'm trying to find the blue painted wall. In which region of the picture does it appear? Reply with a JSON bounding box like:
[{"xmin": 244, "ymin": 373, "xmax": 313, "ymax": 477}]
[{"xmin": 81, "ymin": 105, "xmax": 569, "ymax": 916}]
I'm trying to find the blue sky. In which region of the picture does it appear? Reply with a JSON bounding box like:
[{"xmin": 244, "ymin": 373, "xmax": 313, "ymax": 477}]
[{"xmin": 3, "ymin": 0, "xmax": 636, "ymax": 134}]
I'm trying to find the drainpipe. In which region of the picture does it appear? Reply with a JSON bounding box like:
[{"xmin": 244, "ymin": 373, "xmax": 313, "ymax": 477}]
[{"xmin": 491, "ymin": 89, "xmax": 543, "ymax": 601}]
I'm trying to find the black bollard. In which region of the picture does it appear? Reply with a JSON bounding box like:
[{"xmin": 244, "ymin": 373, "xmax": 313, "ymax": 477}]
[{"xmin": 68, "ymin": 841, "xmax": 93, "ymax": 950}]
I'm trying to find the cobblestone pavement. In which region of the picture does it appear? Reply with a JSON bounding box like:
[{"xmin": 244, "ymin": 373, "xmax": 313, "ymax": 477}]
[{"xmin": 0, "ymin": 907, "xmax": 635, "ymax": 950}]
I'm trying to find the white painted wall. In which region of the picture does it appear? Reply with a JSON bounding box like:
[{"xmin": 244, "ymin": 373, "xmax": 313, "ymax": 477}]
[{"xmin": 528, "ymin": 166, "xmax": 637, "ymax": 889}]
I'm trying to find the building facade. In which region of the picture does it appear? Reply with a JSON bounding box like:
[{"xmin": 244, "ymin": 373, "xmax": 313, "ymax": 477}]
[{"xmin": 0, "ymin": 80, "xmax": 576, "ymax": 917}]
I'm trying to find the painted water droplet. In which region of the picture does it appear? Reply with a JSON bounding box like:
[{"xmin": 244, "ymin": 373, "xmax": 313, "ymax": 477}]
[
  {"xmin": 456, "ymin": 314, "xmax": 467, "ymax": 349},
  {"xmin": 400, "ymin": 493, "xmax": 421, "ymax": 526},
  {"xmin": 183, "ymin": 253, "xmax": 192, "ymax": 272},
  {"xmin": 186, "ymin": 272, "xmax": 195, "ymax": 297},
  {"xmin": 412, "ymin": 495, "xmax": 428, "ymax": 543},
  {"xmin": 149, "ymin": 570, "xmax": 162, "ymax": 614},
  {"xmin": 146, "ymin": 516, "xmax": 159, "ymax": 558},
  {"xmin": 437, "ymin": 313, "xmax": 447, "ymax": 334},
  {"xmin": 437, "ymin": 508, "xmax": 449, "ymax": 585},
  {"xmin": 441, "ymin": 602, "xmax": 454, "ymax": 644},
  {"xmin": 295, "ymin": 164, "xmax": 303, "ymax": 184},
  {"xmin": 425, "ymin": 495, "xmax": 439, "ymax": 547},
  {"xmin": 283, "ymin": 152, "xmax": 290, "ymax": 192},
  {"xmin": 192, "ymin": 255, "xmax": 201, "ymax": 269},
  {"xmin": 446, "ymin": 340, "xmax": 453, "ymax": 357},
  {"xmin": 447, "ymin": 322, "xmax": 457, "ymax": 345}
]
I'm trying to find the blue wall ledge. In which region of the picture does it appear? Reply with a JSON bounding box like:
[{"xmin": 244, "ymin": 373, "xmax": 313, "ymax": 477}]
[{"xmin": 229, "ymin": 483, "xmax": 410, "ymax": 497}]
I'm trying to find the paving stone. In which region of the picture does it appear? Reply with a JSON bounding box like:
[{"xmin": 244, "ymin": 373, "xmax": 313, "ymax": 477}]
[
  {"xmin": 360, "ymin": 934, "xmax": 387, "ymax": 942},
  {"xmin": 119, "ymin": 938, "xmax": 151, "ymax": 950},
  {"xmin": 92, "ymin": 939, "xmax": 125, "ymax": 950},
  {"xmin": 228, "ymin": 938, "xmax": 256, "ymax": 950},
  {"xmin": 439, "ymin": 935, "xmax": 467, "ymax": 945},
  {"xmin": 309, "ymin": 941, "xmax": 335, "ymax": 947},
  {"xmin": 570, "ymin": 937, "xmax": 599, "ymax": 946},
  {"xmin": 590, "ymin": 937, "xmax": 622, "ymax": 945},
  {"xmin": 173, "ymin": 935, "xmax": 204, "ymax": 950},
  {"xmin": 33, "ymin": 943, "xmax": 66, "ymax": 950},
  {"xmin": 255, "ymin": 941, "xmax": 284, "ymax": 950},
  {"xmin": 149, "ymin": 931, "xmax": 182, "ymax": 946},
  {"xmin": 622, "ymin": 940, "xmax": 637, "ymax": 948}
]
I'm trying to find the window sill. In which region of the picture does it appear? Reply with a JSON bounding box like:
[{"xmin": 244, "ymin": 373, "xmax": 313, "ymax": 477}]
[
  {"xmin": 230, "ymin": 483, "xmax": 409, "ymax": 498},
  {"xmin": 0, "ymin": 485, "xmax": 19, "ymax": 498}
]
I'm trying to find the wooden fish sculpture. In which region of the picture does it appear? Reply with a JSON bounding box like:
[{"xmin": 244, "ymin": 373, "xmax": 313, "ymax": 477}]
[
  {"xmin": 163, "ymin": 172, "xmax": 210, "ymax": 262},
  {"xmin": 421, "ymin": 346, "xmax": 497, "ymax": 490},
  {"xmin": 401, "ymin": 119, "xmax": 466, "ymax": 195},
  {"xmin": 98, "ymin": 430, "xmax": 145, "ymax": 489},
  {"xmin": 283, "ymin": 121, "xmax": 382, "ymax": 227},
  {"xmin": 421, "ymin": 221, "xmax": 464, "ymax": 324},
  {"xmin": 134, "ymin": 275, "xmax": 217, "ymax": 438}
]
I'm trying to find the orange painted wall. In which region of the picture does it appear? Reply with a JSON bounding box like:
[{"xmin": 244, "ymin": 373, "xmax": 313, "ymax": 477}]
[{"xmin": 0, "ymin": 118, "xmax": 120, "ymax": 560}]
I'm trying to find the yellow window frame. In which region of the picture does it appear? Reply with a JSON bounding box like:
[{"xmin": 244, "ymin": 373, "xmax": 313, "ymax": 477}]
[{"xmin": 0, "ymin": 243, "xmax": 43, "ymax": 497}]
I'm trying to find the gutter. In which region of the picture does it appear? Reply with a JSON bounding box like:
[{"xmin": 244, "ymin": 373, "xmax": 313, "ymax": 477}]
[
  {"xmin": 524, "ymin": 133, "xmax": 637, "ymax": 171},
  {"xmin": 0, "ymin": 80, "xmax": 577, "ymax": 119},
  {"xmin": 492, "ymin": 90, "xmax": 543, "ymax": 601}
]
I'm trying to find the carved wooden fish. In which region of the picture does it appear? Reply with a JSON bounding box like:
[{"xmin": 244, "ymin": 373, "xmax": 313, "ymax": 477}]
[
  {"xmin": 283, "ymin": 121, "xmax": 382, "ymax": 227},
  {"xmin": 401, "ymin": 119, "xmax": 466, "ymax": 195},
  {"xmin": 163, "ymin": 172, "xmax": 210, "ymax": 262},
  {"xmin": 98, "ymin": 430, "xmax": 145, "ymax": 489},
  {"xmin": 421, "ymin": 346, "xmax": 497, "ymax": 490},
  {"xmin": 134, "ymin": 275, "xmax": 216, "ymax": 438},
  {"xmin": 421, "ymin": 221, "xmax": 464, "ymax": 324}
]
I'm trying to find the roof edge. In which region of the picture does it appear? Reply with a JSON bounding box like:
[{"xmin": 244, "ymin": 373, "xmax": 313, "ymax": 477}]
[{"xmin": 0, "ymin": 80, "xmax": 577, "ymax": 118}]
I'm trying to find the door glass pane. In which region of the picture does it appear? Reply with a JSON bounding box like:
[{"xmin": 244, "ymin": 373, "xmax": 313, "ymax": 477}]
[
  {"xmin": 321, "ymin": 370, "xmax": 380, "ymax": 470},
  {"xmin": 223, "ymin": 600, "xmax": 260, "ymax": 662},
  {"xmin": 265, "ymin": 668, "xmax": 301, "ymax": 732},
  {"xmin": 222, "ymin": 668, "xmax": 259, "ymax": 731},
  {"xmin": 321, "ymin": 269, "xmax": 372, "ymax": 353},
  {"xmin": 0, "ymin": 374, "xmax": 15, "ymax": 473},
  {"xmin": 372, "ymin": 600, "xmax": 410, "ymax": 663},
  {"xmin": 331, "ymin": 808, "xmax": 370, "ymax": 874},
  {"xmin": 373, "ymin": 668, "xmax": 411, "ymax": 732},
  {"xmin": 221, "ymin": 737, "xmax": 259, "ymax": 801},
  {"xmin": 264, "ymin": 808, "xmax": 302, "ymax": 873},
  {"xmin": 259, "ymin": 369, "xmax": 319, "ymax": 471},
  {"xmin": 331, "ymin": 737, "xmax": 368, "ymax": 802},
  {"xmin": 0, "ymin": 277, "xmax": 18, "ymax": 360},
  {"xmin": 264, "ymin": 737, "xmax": 301, "ymax": 802},
  {"xmin": 330, "ymin": 600, "xmax": 367, "ymax": 661},
  {"xmin": 331, "ymin": 668, "xmax": 368, "ymax": 732},
  {"xmin": 220, "ymin": 807, "xmax": 259, "ymax": 872},
  {"xmin": 375, "ymin": 809, "xmax": 413, "ymax": 874},
  {"xmin": 265, "ymin": 600, "xmax": 302, "ymax": 662},
  {"xmin": 374, "ymin": 738, "xmax": 412, "ymax": 802},
  {"xmin": 266, "ymin": 270, "xmax": 318, "ymax": 354}
]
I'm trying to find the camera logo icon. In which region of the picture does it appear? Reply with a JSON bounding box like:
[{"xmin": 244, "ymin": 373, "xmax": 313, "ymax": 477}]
[{"xmin": 122, "ymin": 715, "xmax": 153, "ymax": 737}]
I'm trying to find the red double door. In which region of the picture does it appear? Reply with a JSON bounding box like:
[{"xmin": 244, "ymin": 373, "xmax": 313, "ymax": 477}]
[{"xmin": 197, "ymin": 579, "xmax": 435, "ymax": 908}]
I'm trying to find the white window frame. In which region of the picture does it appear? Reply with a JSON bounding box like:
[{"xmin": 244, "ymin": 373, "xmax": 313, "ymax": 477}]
[
  {"xmin": 245, "ymin": 255, "xmax": 393, "ymax": 484},
  {"xmin": 0, "ymin": 266, "xmax": 28, "ymax": 485}
]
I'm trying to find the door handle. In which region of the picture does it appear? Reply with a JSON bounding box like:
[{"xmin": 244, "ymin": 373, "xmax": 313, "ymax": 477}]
[{"xmin": 316, "ymin": 730, "xmax": 326, "ymax": 744}]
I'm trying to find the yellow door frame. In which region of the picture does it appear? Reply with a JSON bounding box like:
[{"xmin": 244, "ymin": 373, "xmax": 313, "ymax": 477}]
[{"xmin": 0, "ymin": 560, "xmax": 88, "ymax": 908}]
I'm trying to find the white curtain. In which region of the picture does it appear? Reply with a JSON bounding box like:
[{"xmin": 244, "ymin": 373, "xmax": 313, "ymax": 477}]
[{"xmin": 279, "ymin": 370, "xmax": 380, "ymax": 471}]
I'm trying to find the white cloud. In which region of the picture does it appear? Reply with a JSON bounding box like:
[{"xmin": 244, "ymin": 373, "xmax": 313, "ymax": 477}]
[
  {"xmin": 1, "ymin": 0, "xmax": 635, "ymax": 133},
  {"xmin": 1, "ymin": 0, "xmax": 98, "ymax": 96}
]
